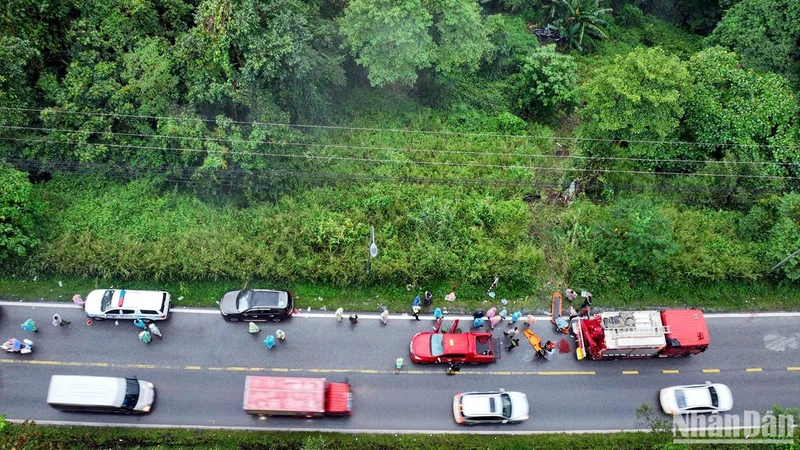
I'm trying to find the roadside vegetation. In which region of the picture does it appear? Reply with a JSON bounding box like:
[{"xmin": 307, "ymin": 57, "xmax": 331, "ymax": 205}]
[
  {"xmin": 2, "ymin": 408, "xmax": 798, "ymax": 450},
  {"xmin": 2, "ymin": 0, "xmax": 800, "ymax": 315}
]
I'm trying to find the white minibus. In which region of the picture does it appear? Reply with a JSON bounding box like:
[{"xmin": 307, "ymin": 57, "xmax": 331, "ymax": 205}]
[{"xmin": 47, "ymin": 375, "xmax": 155, "ymax": 414}]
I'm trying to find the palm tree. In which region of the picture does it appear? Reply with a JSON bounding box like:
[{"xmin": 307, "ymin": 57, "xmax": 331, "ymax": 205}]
[{"xmin": 551, "ymin": 0, "xmax": 612, "ymax": 52}]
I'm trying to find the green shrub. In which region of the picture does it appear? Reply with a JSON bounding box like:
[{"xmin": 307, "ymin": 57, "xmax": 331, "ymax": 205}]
[
  {"xmin": 29, "ymin": 175, "xmax": 546, "ymax": 288},
  {"xmin": 0, "ymin": 163, "xmax": 42, "ymax": 264}
]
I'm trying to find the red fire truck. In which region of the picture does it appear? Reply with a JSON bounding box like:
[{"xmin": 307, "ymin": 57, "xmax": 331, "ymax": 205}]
[
  {"xmin": 243, "ymin": 376, "xmax": 353, "ymax": 417},
  {"xmin": 573, "ymin": 309, "xmax": 709, "ymax": 360}
]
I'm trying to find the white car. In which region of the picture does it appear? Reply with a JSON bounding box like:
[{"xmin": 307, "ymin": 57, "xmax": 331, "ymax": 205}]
[
  {"xmin": 84, "ymin": 289, "xmax": 171, "ymax": 322},
  {"xmin": 452, "ymin": 390, "xmax": 529, "ymax": 424},
  {"xmin": 660, "ymin": 382, "xmax": 733, "ymax": 414}
]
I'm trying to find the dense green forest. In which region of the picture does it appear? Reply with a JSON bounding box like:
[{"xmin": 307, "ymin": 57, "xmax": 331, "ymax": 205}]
[{"xmin": 1, "ymin": 0, "xmax": 799, "ymax": 302}]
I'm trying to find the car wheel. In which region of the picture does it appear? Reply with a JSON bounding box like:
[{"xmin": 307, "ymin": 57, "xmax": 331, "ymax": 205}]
[
  {"xmin": 229, "ymin": 318, "xmax": 239, "ymax": 322},
  {"xmin": 272, "ymin": 318, "xmax": 282, "ymax": 323},
  {"xmin": 92, "ymin": 316, "xmax": 104, "ymax": 321}
]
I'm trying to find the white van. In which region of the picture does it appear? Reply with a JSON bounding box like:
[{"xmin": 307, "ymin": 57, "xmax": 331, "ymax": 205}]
[
  {"xmin": 47, "ymin": 375, "xmax": 156, "ymax": 414},
  {"xmin": 84, "ymin": 289, "xmax": 171, "ymax": 321}
]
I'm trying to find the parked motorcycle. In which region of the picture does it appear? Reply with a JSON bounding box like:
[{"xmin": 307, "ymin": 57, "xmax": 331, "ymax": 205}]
[{"xmin": 2, "ymin": 338, "xmax": 33, "ymax": 354}]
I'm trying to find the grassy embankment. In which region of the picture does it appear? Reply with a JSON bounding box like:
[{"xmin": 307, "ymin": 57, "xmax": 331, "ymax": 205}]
[
  {"xmin": 0, "ymin": 273, "xmax": 797, "ymax": 314},
  {"xmin": 2, "ymin": 419, "xmax": 797, "ymax": 450}
]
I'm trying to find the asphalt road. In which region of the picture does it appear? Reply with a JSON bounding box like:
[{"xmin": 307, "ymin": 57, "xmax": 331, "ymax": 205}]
[{"xmin": 1, "ymin": 301, "xmax": 799, "ymax": 433}]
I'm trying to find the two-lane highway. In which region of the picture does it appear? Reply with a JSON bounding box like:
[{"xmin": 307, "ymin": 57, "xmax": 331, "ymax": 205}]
[{"xmin": 1, "ymin": 301, "xmax": 798, "ymax": 433}]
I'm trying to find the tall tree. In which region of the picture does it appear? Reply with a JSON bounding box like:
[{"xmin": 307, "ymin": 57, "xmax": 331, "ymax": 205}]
[
  {"xmin": 339, "ymin": 0, "xmax": 435, "ymax": 87},
  {"xmin": 339, "ymin": 0, "xmax": 491, "ymax": 87},
  {"xmin": 707, "ymin": 0, "xmax": 800, "ymax": 87}
]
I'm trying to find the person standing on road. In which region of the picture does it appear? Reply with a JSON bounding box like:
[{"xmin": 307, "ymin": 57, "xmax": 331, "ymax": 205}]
[
  {"xmin": 380, "ymin": 309, "xmax": 389, "ymax": 326},
  {"xmin": 509, "ymin": 311, "xmax": 521, "ymax": 325},
  {"xmin": 21, "ymin": 319, "xmax": 37, "ymax": 332},
  {"xmin": 446, "ymin": 362, "xmax": 462, "ymax": 375},
  {"xmin": 138, "ymin": 330, "xmax": 152, "ymax": 344},
  {"xmin": 335, "ymin": 307, "xmax": 344, "ymax": 322},
  {"xmin": 248, "ymin": 322, "xmax": 261, "ymax": 334},
  {"xmin": 505, "ymin": 338, "xmax": 520, "ymax": 352},
  {"xmin": 349, "ymin": 313, "xmax": 359, "ymax": 324},
  {"xmin": 412, "ymin": 305, "xmax": 421, "ymax": 321},
  {"xmin": 148, "ymin": 323, "xmax": 162, "ymax": 338},
  {"xmin": 52, "ymin": 314, "xmax": 70, "ymax": 326},
  {"xmin": 503, "ymin": 326, "xmax": 519, "ymax": 337},
  {"xmin": 275, "ymin": 329, "xmax": 286, "ymax": 341},
  {"xmin": 565, "ymin": 289, "xmax": 578, "ymax": 302},
  {"xmin": 424, "ymin": 291, "xmax": 433, "ymax": 306}
]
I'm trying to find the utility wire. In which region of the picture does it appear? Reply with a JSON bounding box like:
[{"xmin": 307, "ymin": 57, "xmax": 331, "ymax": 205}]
[
  {"xmin": 2, "ymin": 124, "xmax": 798, "ymax": 167},
  {"xmin": 2, "ymin": 136, "xmax": 796, "ymax": 180},
  {"xmin": 4, "ymin": 157, "xmax": 788, "ymax": 194},
  {"xmin": 3, "ymin": 106, "xmax": 800, "ymax": 150}
]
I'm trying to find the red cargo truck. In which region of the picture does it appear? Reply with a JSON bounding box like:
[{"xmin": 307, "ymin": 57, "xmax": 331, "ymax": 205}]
[
  {"xmin": 243, "ymin": 376, "xmax": 353, "ymax": 417},
  {"xmin": 573, "ymin": 309, "xmax": 709, "ymax": 360}
]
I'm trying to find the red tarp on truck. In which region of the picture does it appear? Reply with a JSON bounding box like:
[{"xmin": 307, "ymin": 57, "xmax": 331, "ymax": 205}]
[{"xmin": 244, "ymin": 376, "xmax": 325, "ymax": 415}]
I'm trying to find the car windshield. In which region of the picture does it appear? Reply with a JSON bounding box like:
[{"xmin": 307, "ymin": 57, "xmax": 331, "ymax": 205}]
[
  {"xmin": 122, "ymin": 379, "xmax": 140, "ymax": 410},
  {"xmin": 501, "ymin": 393, "xmax": 512, "ymax": 418},
  {"xmin": 101, "ymin": 290, "xmax": 114, "ymax": 311},
  {"xmin": 236, "ymin": 290, "xmax": 252, "ymax": 312},
  {"xmin": 430, "ymin": 334, "xmax": 445, "ymax": 357},
  {"xmin": 709, "ymin": 386, "xmax": 718, "ymax": 407},
  {"xmin": 676, "ymin": 390, "xmax": 686, "ymax": 409}
]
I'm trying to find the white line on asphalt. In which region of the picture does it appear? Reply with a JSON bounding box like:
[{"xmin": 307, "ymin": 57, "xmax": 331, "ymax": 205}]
[
  {"xmin": 0, "ymin": 418, "xmax": 649, "ymax": 434},
  {"xmin": 2, "ymin": 301, "xmax": 800, "ymax": 320}
]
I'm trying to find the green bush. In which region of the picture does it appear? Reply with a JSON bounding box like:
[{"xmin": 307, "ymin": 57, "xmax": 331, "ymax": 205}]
[
  {"xmin": 0, "ymin": 163, "xmax": 42, "ymax": 264},
  {"xmin": 29, "ymin": 175, "xmax": 545, "ymax": 287},
  {"xmin": 767, "ymin": 193, "xmax": 800, "ymax": 280}
]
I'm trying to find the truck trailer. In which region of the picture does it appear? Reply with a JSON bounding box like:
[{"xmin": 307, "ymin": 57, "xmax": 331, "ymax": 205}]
[
  {"xmin": 573, "ymin": 309, "xmax": 709, "ymax": 360},
  {"xmin": 243, "ymin": 376, "xmax": 353, "ymax": 417}
]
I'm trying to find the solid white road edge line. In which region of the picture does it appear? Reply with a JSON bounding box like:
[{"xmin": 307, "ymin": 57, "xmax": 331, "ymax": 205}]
[
  {"xmin": 2, "ymin": 301, "xmax": 800, "ymax": 320},
  {"xmin": 1, "ymin": 418, "xmax": 647, "ymax": 434}
]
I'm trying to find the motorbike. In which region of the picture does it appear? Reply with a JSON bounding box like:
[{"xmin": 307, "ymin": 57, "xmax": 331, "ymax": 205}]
[{"xmin": 2, "ymin": 338, "xmax": 33, "ymax": 354}]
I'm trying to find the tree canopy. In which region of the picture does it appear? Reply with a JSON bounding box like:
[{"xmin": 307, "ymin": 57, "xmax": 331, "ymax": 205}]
[{"xmin": 339, "ymin": 0, "xmax": 490, "ymax": 87}]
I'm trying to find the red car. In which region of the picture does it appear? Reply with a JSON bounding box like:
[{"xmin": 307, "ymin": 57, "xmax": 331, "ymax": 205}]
[{"xmin": 409, "ymin": 331, "xmax": 497, "ymax": 364}]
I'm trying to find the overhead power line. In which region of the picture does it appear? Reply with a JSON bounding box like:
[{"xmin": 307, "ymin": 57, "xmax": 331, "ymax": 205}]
[
  {"xmin": 2, "ymin": 124, "xmax": 798, "ymax": 168},
  {"xmin": 2, "ymin": 136, "xmax": 797, "ymax": 180},
  {"xmin": 2, "ymin": 106, "xmax": 799, "ymax": 150},
  {"xmin": 5, "ymin": 157, "xmax": 786, "ymax": 194}
]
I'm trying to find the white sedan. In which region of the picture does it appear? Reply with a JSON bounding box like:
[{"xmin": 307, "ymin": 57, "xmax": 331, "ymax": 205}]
[
  {"xmin": 452, "ymin": 390, "xmax": 529, "ymax": 424},
  {"xmin": 660, "ymin": 382, "xmax": 733, "ymax": 414}
]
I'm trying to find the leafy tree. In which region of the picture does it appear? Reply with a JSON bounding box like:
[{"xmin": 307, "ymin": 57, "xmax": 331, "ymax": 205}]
[
  {"xmin": 551, "ymin": 0, "xmax": 612, "ymax": 52},
  {"xmin": 0, "ymin": 36, "xmax": 40, "ymax": 157},
  {"xmin": 579, "ymin": 47, "xmax": 690, "ymax": 162},
  {"xmin": 121, "ymin": 37, "xmax": 179, "ymax": 117},
  {"xmin": 707, "ymin": 0, "xmax": 800, "ymax": 87},
  {"xmin": 681, "ymin": 46, "xmax": 799, "ymax": 171},
  {"xmin": 180, "ymin": 0, "xmax": 344, "ymax": 121},
  {"xmin": 339, "ymin": 0, "xmax": 490, "ymax": 87},
  {"xmin": 0, "ymin": 163, "xmax": 41, "ymax": 263},
  {"xmin": 430, "ymin": 0, "xmax": 491, "ymax": 76},
  {"xmin": 513, "ymin": 44, "xmax": 578, "ymax": 120},
  {"xmin": 0, "ymin": 0, "xmax": 76, "ymax": 66},
  {"xmin": 339, "ymin": 0, "xmax": 434, "ymax": 87}
]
